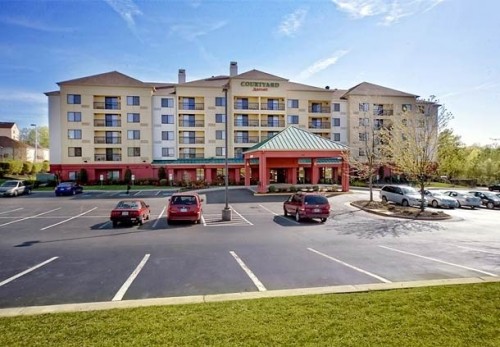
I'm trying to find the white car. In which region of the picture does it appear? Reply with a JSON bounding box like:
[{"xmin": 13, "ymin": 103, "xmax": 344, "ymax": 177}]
[
  {"xmin": 442, "ymin": 191, "xmax": 481, "ymax": 209},
  {"xmin": 379, "ymin": 185, "xmax": 427, "ymax": 207},
  {"xmin": 423, "ymin": 190, "xmax": 459, "ymax": 209},
  {"xmin": 0, "ymin": 180, "xmax": 32, "ymax": 197}
]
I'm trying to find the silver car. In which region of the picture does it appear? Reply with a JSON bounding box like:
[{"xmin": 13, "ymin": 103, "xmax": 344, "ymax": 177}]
[
  {"xmin": 423, "ymin": 190, "xmax": 459, "ymax": 209},
  {"xmin": 442, "ymin": 191, "xmax": 481, "ymax": 209},
  {"xmin": 379, "ymin": 185, "xmax": 427, "ymax": 207}
]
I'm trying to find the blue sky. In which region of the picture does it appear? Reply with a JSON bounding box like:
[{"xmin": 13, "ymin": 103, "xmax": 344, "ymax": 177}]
[{"xmin": 0, "ymin": 0, "xmax": 498, "ymax": 145}]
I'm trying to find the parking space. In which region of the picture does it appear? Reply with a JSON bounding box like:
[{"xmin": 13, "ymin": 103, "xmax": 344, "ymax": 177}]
[{"xmin": 0, "ymin": 188, "xmax": 498, "ymax": 308}]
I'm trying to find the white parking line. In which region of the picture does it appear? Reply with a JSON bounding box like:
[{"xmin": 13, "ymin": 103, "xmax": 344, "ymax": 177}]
[
  {"xmin": 455, "ymin": 245, "xmax": 500, "ymax": 255},
  {"xmin": 40, "ymin": 207, "xmax": 98, "ymax": 230},
  {"xmin": 230, "ymin": 251, "xmax": 266, "ymax": 292},
  {"xmin": 201, "ymin": 214, "xmax": 206, "ymax": 226},
  {"xmin": 0, "ymin": 208, "xmax": 61, "ymax": 228},
  {"xmin": 133, "ymin": 191, "xmax": 142, "ymax": 196},
  {"xmin": 112, "ymin": 254, "xmax": 150, "ymax": 301},
  {"xmin": 258, "ymin": 204, "xmax": 278, "ymax": 216},
  {"xmin": 0, "ymin": 257, "xmax": 58, "ymax": 287},
  {"xmin": 0, "ymin": 208, "xmax": 23, "ymax": 215},
  {"xmin": 152, "ymin": 207, "xmax": 166, "ymax": 228},
  {"xmin": 155, "ymin": 190, "xmax": 161, "ymax": 196},
  {"xmin": 308, "ymin": 248, "xmax": 392, "ymax": 283},
  {"xmin": 380, "ymin": 246, "xmax": 498, "ymax": 277},
  {"xmin": 229, "ymin": 205, "xmax": 253, "ymax": 226}
]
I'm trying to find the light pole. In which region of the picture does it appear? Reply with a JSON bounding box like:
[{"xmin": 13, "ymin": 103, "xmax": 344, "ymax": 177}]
[
  {"xmin": 30, "ymin": 123, "xmax": 38, "ymax": 163},
  {"xmin": 222, "ymin": 86, "xmax": 232, "ymax": 221}
]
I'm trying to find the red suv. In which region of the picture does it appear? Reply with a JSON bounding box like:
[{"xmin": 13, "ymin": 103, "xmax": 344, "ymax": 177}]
[
  {"xmin": 167, "ymin": 192, "xmax": 203, "ymax": 224},
  {"xmin": 283, "ymin": 193, "xmax": 331, "ymax": 223}
]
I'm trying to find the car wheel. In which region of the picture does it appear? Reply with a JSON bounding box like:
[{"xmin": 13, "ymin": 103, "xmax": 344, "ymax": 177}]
[
  {"xmin": 402, "ymin": 199, "xmax": 409, "ymax": 207},
  {"xmin": 112, "ymin": 221, "xmax": 118, "ymax": 228},
  {"xmin": 138, "ymin": 216, "xmax": 144, "ymax": 225},
  {"xmin": 432, "ymin": 200, "xmax": 439, "ymax": 208},
  {"xmin": 13, "ymin": 191, "xmax": 18, "ymax": 197},
  {"xmin": 295, "ymin": 211, "xmax": 301, "ymax": 222},
  {"xmin": 471, "ymin": 206, "xmax": 475, "ymax": 210},
  {"xmin": 382, "ymin": 196, "xmax": 388, "ymax": 203},
  {"xmin": 457, "ymin": 201, "xmax": 461, "ymax": 208},
  {"xmin": 284, "ymin": 208, "xmax": 288, "ymax": 217},
  {"xmin": 320, "ymin": 218, "xmax": 327, "ymax": 223},
  {"xmin": 487, "ymin": 202, "xmax": 494, "ymax": 209}
]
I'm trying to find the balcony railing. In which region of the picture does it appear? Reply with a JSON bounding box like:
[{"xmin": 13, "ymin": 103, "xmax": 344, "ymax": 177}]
[
  {"xmin": 179, "ymin": 103, "xmax": 204, "ymax": 111},
  {"xmin": 308, "ymin": 122, "xmax": 331, "ymax": 129},
  {"xmin": 94, "ymin": 102, "xmax": 121, "ymax": 110},
  {"xmin": 234, "ymin": 136, "xmax": 259, "ymax": 144},
  {"xmin": 94, "ymin": 136, "xmax": 122, "ymax": 144},
  {"xmin": 94, "ymin": 154, "xmax": 122, "ymax": 161},
  {"xmin": 94, "ymin": 119, "xmax": 121, "ymax": 127},
  {"xmin": 179, "ymin": 153, "xmax": 204, "ymax": 159},
  {"xmin": 178, "ymin": 137, "xmax": 205, "ymax": 144},
  {"xmin": 234, "ymin": 101, "xmax": 259, "ymax": 110},
  {"xmin": 234, "ymin": 119, "xmax": 260, "ymax": 127},
  {"xmin": 178, "ymin": 120, "xmax": 205, "ymax": 127},
  {"xmin": 260, "ymin": 103, "xmax": 285, "ymax": 111},
  {"xmin": 373, "ymin": 110, "xmax": 394, "ymax": 116},
  {"xmin": 309, "ymin": 106, "xmax": 331, "ymax": 113},
  {"xmin": 261, "ymin": 120, "xmax": 285, "ymax": 127}
]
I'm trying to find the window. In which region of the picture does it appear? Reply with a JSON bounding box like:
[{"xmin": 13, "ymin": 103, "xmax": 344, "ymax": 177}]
[
  {"xmin": 68, "ymin": 147, "xmax": 82, "ymax": 157},
  {"xmin": 162, "ymin": 147, "xmax": 175, "ymax": 157},
  {"xmin": 332, "ymin": 118, "xmax": 340, "ymax": 126},
  {"xmin": 287, "ymin": 99, "xmax": 299, "ymax": 108},
  {"xmin": 234, "ymin": 148, "xmax": 243, "ymax": 159},
  {"xmin": 68, "ymin": 171, "xmax": 78, "ymax": 180},
  {"xmin": 67, "ymin": 94, "xmax": 81, "ymax": 104},
  {"xmin": 68, "ymin": 129, "xmax": 82, "ymax": 139},
  {"xmin": 333, "ymin": 133, "xmax": 341, "ymax": 141},
  {"xmin": 127, "ymin": 147, "xmax": 141, "ymax": 157},
  {"xmin": 359, "ymin": 132, "xmax": 367, "ymax": 141},
  {"xmin": 373, "ymin": 104, "xmax": 383, "ymax": 116},
  {"xmin": 181, "ymin": 97, "xmax": 195, "ymax": 110},
  {"xmin": 216, "ymin": 114, "xmax": 226, "ymax": 123},
  {"xmin": 287, "ymin": 115, "xmax": 299, "ymax": 124},
  {"xmin": 359, "ymin": 118, "xmax": 369, "ymax": 126},
  {"xmin": 196, "ymin": 168, "xmax": 204, "ymax": 181},
  {"xmin": 402, "ymin": 104, "xmax": 412, "ymax": 112},
  {"xmin": 127, "ymin": 130, "xmax": 140, "ymax": 140},
  {"xmin": 127, "ymin": 113, "xmax": 140, "ymax": 123},
  {"xmin": 216, "ymin": 147, "xmax": 226, "ymax": 156},
  {"xmin": 161, "ymin": 98, "xmax": 173, "ymax": 108},
  {"xmin": 162, "ymin": 131, "xmax": 174, "ymax": 140},
  {"xmin": 216, "ymin": 130, "xmax": 225, "ymax": 140},
  {"xmin": 105, "ymin": 114, "xmax": 120, "ymax": 127},
  {"xmin": 161, "ymin": 114, "xmax": 174, "ymax": 124},
  {"xmin": 127, "ymin": 96, "xmax": 140, "ymax": 106},
  {"xmin": 359, "ymin": 103, "xmax": 369, "ymax": 112},
  {"xmin": 374, "ymin": 119, "xmax": 384, "ymax": 130},
  {"xmin": 359, "ymin": 148, "xmax": 366, "ymax": 156},
  {"xmin": 333, "ymin": 103, "xmax": 340, "ymax": 112},
  {"xmin": 215, "ymin": 97, "xmax": 226, "ymax": 106},
  {"xmin": 417, "ymin": 105, "xmax": 426, "ymax": 114},
  {"xmin": 67, "ymin": 112, "xmax": 81, "ymax": 122}
]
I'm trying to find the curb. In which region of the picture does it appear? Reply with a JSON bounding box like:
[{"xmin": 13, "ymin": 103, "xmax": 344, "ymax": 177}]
[
  {"xmin": 0, "ymin": 276, "xmax": 498, "ymax": 317},
  {"xmin": 350, "ymin": 202, "xmax": 452, "ymax": 220}
]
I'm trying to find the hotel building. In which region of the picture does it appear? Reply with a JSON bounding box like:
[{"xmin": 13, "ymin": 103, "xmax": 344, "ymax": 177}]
[{"xmin": 46, "ymin": 62, "xmax": 437, "ymax": 193}]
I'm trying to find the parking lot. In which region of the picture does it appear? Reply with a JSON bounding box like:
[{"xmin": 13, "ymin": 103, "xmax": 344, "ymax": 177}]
[{"xmin": 0, "ymin": 188, "xmax": 498, "ymax": 309}]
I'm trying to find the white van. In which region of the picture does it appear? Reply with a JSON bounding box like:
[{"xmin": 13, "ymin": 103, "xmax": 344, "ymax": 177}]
[{"xmin": 379, "ymin": 185, "xmax": 427, "ymax": 207}]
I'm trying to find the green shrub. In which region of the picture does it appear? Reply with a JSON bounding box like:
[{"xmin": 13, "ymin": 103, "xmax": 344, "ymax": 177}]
[{"xmin": 268, "ymin": 185, "xmax": 276, "ymax": 193}]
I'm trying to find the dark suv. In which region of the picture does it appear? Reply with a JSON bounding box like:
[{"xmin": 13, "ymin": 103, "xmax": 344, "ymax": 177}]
[
  {"xmin": 283, "ymin": 193, "xmax": 330, "ymax": 223},
  {"xmin": 488, "ymin": 183, "xmax": 500, "ymax": 192},
  {"xmin": 468, "ymin": 191, "xmax": 500, "ymax": 209}
]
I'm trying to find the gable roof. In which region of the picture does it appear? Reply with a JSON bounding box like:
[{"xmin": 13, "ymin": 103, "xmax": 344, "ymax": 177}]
[
  {"xmin": 341, "ymin": 82, "xmax": 418, "ymax": 98},
  {"xmin": 233, "ymin": 69, "xmax": 288, "ymax": 81},
  {"xmin": 0, "ymin": 122, "xmax": 15, "ymax": 129},
  {"xmin": 58, "ymin": 71, "xmax": 148, "ymax": 87},
  {"xmin": 179, "ymin": 75, "xmax": 230, "ymax": 88},
  {"xmin": 245, "ymin": 126, "xmax": 348, "ymax": 153}
]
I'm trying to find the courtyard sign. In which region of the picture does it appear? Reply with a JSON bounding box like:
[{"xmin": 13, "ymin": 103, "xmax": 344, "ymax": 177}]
[{"xmin": 241, "ymin": 81, "xmax": 280, "ymax": 91}]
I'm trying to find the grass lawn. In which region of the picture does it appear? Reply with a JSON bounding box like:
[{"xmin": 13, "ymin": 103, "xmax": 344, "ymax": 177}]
[{"xmin": 0, "ymin": 283, "xmax": 498, "ymax": 346}]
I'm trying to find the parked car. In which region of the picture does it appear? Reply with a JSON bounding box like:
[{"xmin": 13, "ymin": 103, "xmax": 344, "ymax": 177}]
[
  {"xmin": 468, "ymin": 191, "xmax": 500, "ymax": 209},
  {"xmin": 488, "ymin": 183, "xmax": 500, "ymax": 192},
  {"xmin": 442, "ymin": 191, "xmax": 481, "ymax": 209},
  {"xmin": 166, "ymin": 192, "xmax": 203, "ymax": 224},
  {"xmin": 423, "ymin": 190, "xmax": 459, "ymax": 209},
  {"xmin": 379, "ymin": 185, "xmax": 427, "ymax": 207},
  {"xmin": 0, "ymin": 180, "xmax": 32, "ymax": 197},
  {"xmin": 110, "ymin": 200, "xmax": 151, "ymax": 227},
  {"xmin": 283, "ymin": 192, "xmax": 331, "ymax": 223},
  {"xmin": 55, "ymin": 181, "xmax": 83, "ymax": 196}
]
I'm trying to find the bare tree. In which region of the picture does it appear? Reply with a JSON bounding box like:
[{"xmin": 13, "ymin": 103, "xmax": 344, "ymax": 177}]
[{"xmin": 380, "ymin": 96, "xmax": 453, "ymax": 211}]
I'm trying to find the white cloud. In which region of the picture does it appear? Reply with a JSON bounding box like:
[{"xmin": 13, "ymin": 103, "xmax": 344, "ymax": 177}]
[
  {"xmin": 298, "ymin": 50, "xmax": 350, "ymax": 80},
  {"xmin": 278, "ymin": 8, "xmax": 308, "ymax": 37},
  {"xmin": 332, "ymin": 0, "xmax": 445, "ymax": 25},
  {"xmin": 0, "ymin": 16, "xmax": 73, "ymax": 32},
  {"xmin": 170, "ymin": 21, "xmax": 227, "ymax": 41},
  {"xmin": 104, "ymin": 0, "xmax": 142, "ymax": 31}
]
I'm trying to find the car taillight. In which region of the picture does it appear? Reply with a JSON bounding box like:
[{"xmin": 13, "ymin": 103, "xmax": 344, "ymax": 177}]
[{"xmin": 130, "ymin": 211, "xmax": 139, "ymax": 217}]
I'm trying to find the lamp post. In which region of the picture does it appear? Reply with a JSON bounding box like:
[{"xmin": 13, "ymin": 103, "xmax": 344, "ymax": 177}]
[
  {"xmin": 30, "ymin": 123, "xmax": 38, "ymax": 163},
  {"xmin": 222, "ymin": 86, "xmax": 232, "ymax": 221}
]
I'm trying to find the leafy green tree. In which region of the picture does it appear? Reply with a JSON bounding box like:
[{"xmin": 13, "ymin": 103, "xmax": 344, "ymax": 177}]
[
  {"xmin": 437, "ymin": 129, "xmax": 465, "ymax": 180},
  {"xmin": 21, "ymin": 126, "xmax": 50, "ymax": 148}
]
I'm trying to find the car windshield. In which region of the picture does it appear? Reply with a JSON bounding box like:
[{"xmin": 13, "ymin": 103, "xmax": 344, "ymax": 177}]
[
  {"xmin": 1, "ymin": 181, "xmax": 17, "ymax": 187},
  {"xmin": 304, "ymin": 195, "xmax": 328, "ymax": 204},
  {"xmin": 116, "ymin": 201, "xmax": 139, "ymax": 209},
  {"xmin": 171, "ymin": 196, "xmax": 197, "ymax": 205},
  {"xmin": 59, "ymin": 182, "xmax": 73, "ymax": 187},
  {"xmin": 483, "ymin": 192, "xmax": 499, "ymax": 199},
  {"xmin": 401, "ymin": 187, "xmax": 418, "ymax": 194}
]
